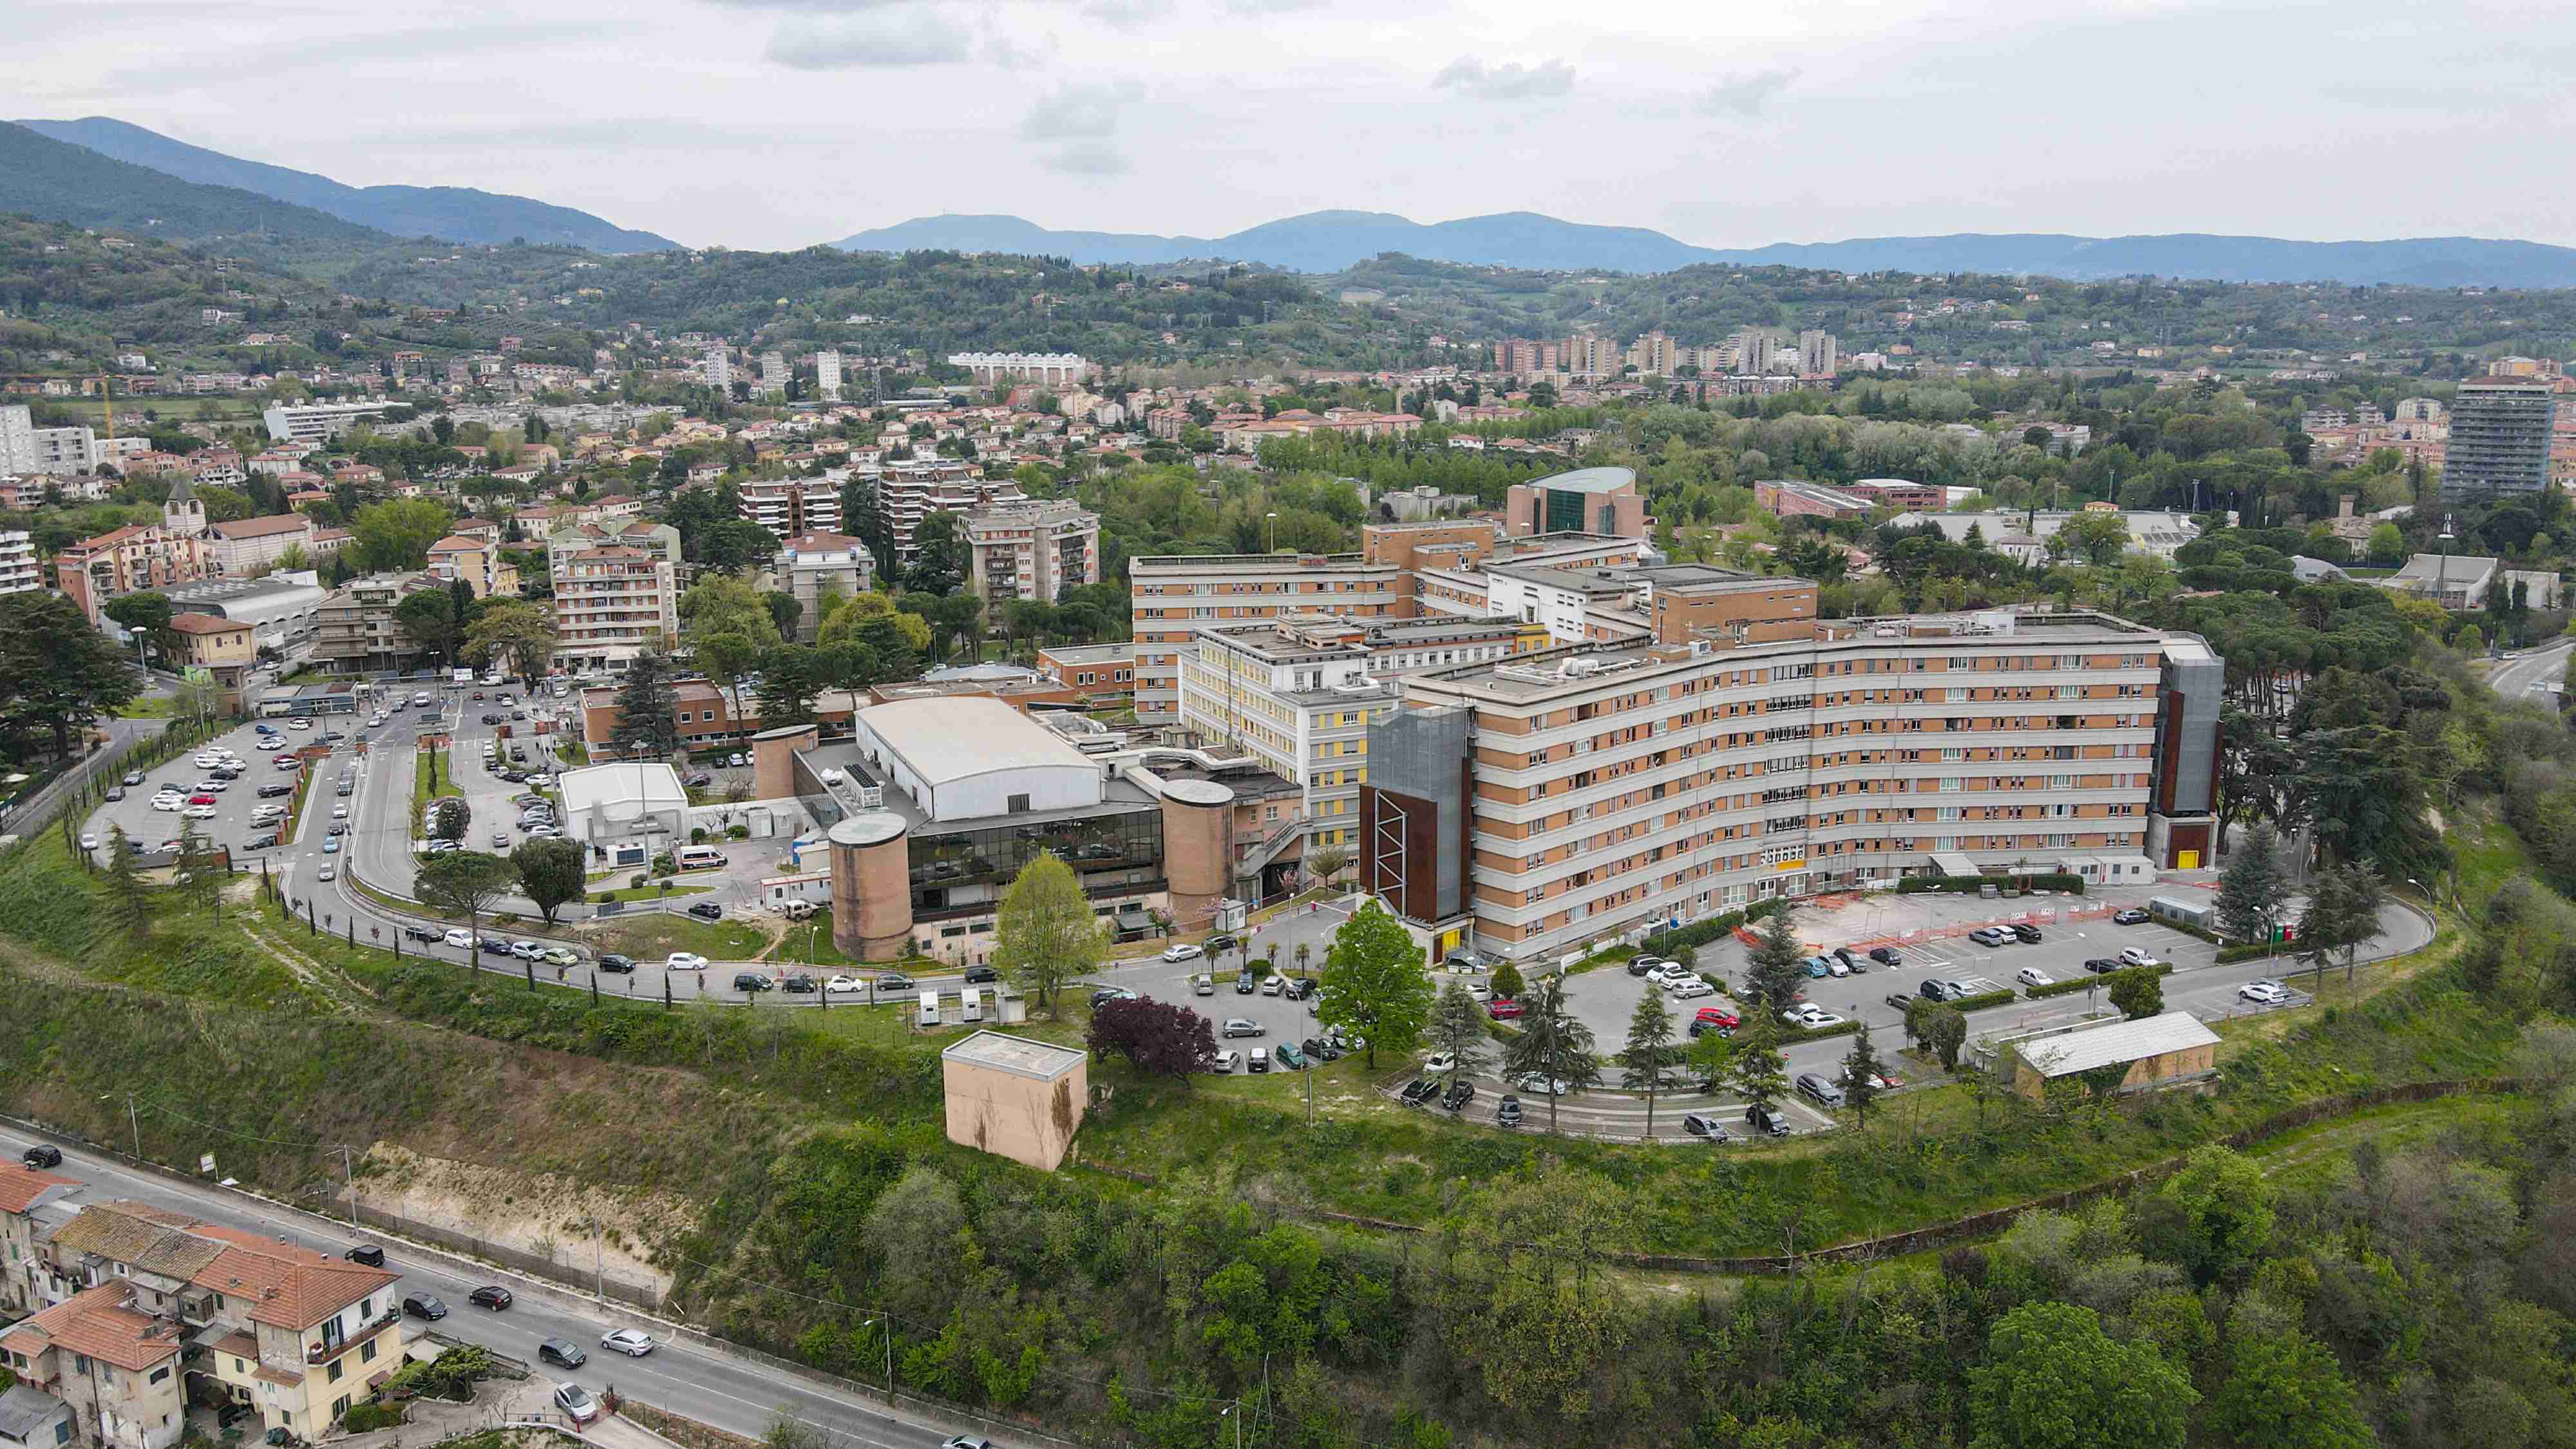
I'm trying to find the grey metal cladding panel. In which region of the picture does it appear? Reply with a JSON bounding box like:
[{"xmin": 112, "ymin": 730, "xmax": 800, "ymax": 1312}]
[
  {"xmin": 1370, "ymin": 707, "xmax": 1470, "ymax": 905},
  {"xmin": 2163, "ymin": 651, "xmax": 2223, "ymax": 813}
]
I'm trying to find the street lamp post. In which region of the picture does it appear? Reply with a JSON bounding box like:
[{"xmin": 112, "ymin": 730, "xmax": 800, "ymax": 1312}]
[
  {"xmin": 1265, "ymin": 511, "xmax": 1278, "ymax": 553},
  {"xmin": 863, "ymin": 1314, "xmax": 893, "ymax": 1404}
]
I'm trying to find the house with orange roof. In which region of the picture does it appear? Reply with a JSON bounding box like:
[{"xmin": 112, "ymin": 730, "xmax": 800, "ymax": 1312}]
[
  {"xmin": 0, "ymin": 1282, "xmax": 185, "ymax": 1449},
  {"xmin": 32, "ymin": 1202, "xmax": 401, "ymax": 1440},
  {"xmin": 0, "ymin": 1159, "xmax": 82, "ymax": 1314}
]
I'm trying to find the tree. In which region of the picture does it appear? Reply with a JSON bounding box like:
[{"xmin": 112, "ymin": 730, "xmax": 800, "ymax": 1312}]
[
  {"xmin": 512, "ymin": 838, "xmax": 586, "ymax": 925},
  {"xmin": 2214, "ymin": 821, "xmax": 2288, "ymax": 945},
  {"xmin": 1499, "ymin": 975, "xmax": 1600, "ymax": 1134},
  {"xmin": 414, "ymin": 851, "xmax": 519, "ymax": 963},
  {"xmin": 2204, "ymin": 1330, "xmax": 2374, "ymax": 1449},
  {"xmin": 463, "ymin": 601, "xmax": 557, "ymax": 686},
  {"xmin": 1316, "ymin": 901, "xmax": 1434, "ymax": 1068},
  {"xmin": 1742, "ymin": 904, "xmax": 1808, "ymax": 1012},
  {"xmin": 1429, "ymin": 1164, "xmax": 1638, "ymax": 1421},
  {"xmin": 607, "ymin": 651, "xmax": 682, "ymax": 759},
  {"xmin": 695, "ymin": 518, "xmax": 779, "ymax": 574},
  {"xmin": 0, "ymin": 592, "xmax": 142, "ymax": 759},
  {"xmin": 2056, "ymin": 509, "xmax": 2131, "ymax": 565},
  {"xmin": 1086, "ymin": 997, "xmax": 1218, "ymax": 1081},
  {"xmin": 1727, "ymin": 1011, "xmax": 1790, "ymax": 1122},
  {"xmin": 1840, "ymin": 1024, "xmax": 1884, "ymax": 1127},
  {"xmin": 103, "ymin": 825, "xmax": 149, "ymax": 940},
  {"xmin": 680, "ymin": 574, "xmax": 783, "ymax": 718},
  {"xmin": 2107, "ymin": 967, "xmax": 2164, "ymax": 1021},
  {"xmin": 1619, "ymin": 989, "xmax": 1676, "ymax": 1139},
  {"xmin": 992, "ymin": 852, "xmax": 1107, "ymax": 1017},
  {"xmin": 1425, "ymin": 981, "xmax": 1491, "ymax": 1079},
  {"xmin": 751, "ymin": 645, "xmax": 833, "ymax": 728},
  {"xmin": 393, "ymin": 589, "xmax": 466, "ymax": 669},
  {"xmin": 1489, "ymin": 959, "xmax": 1524, "ymax": 1002},
  {"xmin": 905, "ymin": 511, "xmax": 967, "ymax": 594},
  {"xmin": 1303, "ymin": 844, "xmax": 1349, "ymax": 889},
  {"xmin": 175, "ymin": 817, "xmax": 220, "ymax": 914},
  {"xmin": 431, "ymin": 797, "xmax": 469, "ymax": 842},
  {"xmin": 2152, "ymin": 1145, "xmax": 2275, "ymax": 1284},
  {"xmin": 350, "ymin": 498, "xmax": 453, "ymax": 572},
  {"xmin": 102, "ymin": 591, "xmax": 178, "ymax": 668},
  {"xmin": 1913, "ymin": 998, "xmax": 1969, "ymax": 1068},
  {"xmin": 2297, "ymin": 862, "xmax": 2386, "ymax": 987},
  {"xmin": 1967, "ymin": 1302, "xmax": 2194, "ymax": 1449}
]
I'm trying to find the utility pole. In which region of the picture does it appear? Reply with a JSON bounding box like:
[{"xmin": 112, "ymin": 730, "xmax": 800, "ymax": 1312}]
[
  {"xmin": 590, "ymin": 1215, "xmax": 605, "ymax": 1304},
  {"xmin": 126, "ymin": 1094, "xmax": 142, "ymax": 1160},
  {"xmin": 336, "ymin": 1145, "xmax": 358, "ymax": 1228}
]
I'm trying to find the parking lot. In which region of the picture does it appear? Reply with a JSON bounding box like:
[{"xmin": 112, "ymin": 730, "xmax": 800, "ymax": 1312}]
[{"xmin": 79, "ymin": 715, "xmax": 345, "ymax": 865}]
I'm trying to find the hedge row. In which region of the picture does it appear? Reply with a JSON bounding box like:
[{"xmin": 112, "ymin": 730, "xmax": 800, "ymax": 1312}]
[
  {"xmin": 1648, "ymin": 896, "xmax": 1792, "ymax": 956},
  {"xmin": 1944, "ymin": 988, "xmax": 2018, "ymax": 1014},
  {"xmin": 2217, "ymin": 943, "xmax": 2282, "ymax": 964},
  {"xmin": 2022, "ymin": 962, "xmax": 2173, "ymax": 1000},
  {"xmin": 1897, "ymin": 873, "xmax": 2088, "ymax": 896}
]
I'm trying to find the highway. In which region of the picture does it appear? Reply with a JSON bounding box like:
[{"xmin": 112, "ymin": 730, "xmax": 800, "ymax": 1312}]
[{"xmin": 0, "ymin": 1125, "xmax": 1023, "ymax": 1449}]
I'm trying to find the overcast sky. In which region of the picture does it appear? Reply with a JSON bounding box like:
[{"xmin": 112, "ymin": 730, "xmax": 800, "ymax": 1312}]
[{"xmin": 17, "ymin": 0, "xmax": 2576, "ymax": 252}]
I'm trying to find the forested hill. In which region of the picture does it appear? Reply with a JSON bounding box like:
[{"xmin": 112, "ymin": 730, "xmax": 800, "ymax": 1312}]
[{"xmin": 0, "ymin": 122, "xmax": 384, "ymax": 243}]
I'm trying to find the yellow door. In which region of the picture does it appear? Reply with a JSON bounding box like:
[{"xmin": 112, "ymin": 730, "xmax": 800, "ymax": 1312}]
[{"xmin": 2177, "ymin": 850, "xmax": 2199, "ymax": 870}]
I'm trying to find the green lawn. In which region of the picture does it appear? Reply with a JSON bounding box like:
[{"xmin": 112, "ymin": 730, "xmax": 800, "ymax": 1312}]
[
  {"xmin": 577, "ymin": 912, "xmax": 769, "ymax": 961},
  {"xmin": 770, "ymin": 913, "xmax": 855, "ymax": 965},
  {"xmin": 590, "ymin": 882, "xmax": 712, "ymax": 904},
  {"xmin": 112, "ymin": 697, "xmax": 180, "ymax": 719}
]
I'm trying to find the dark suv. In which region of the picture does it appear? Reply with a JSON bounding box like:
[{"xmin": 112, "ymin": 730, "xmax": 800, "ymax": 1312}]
[
  {"xmin": 21, "ymin": 1144, "xmax": 63, "ymax": 1170},
  {"xmin": 733, "ymin": 973, "xmax": 774, "ymax": 992},
  {"xmin": 598, "ymin": 954, "xmax": 637, "ymax": 974},
  {"xmin": 2011, "ymin": 923, "xmax": 2043, "ymax": 944}
]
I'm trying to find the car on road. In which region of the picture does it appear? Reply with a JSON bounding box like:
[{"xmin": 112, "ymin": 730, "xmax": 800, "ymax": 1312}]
[
  {"xmin": 537, "ymin": 1339, "xmax": 587, "ymax": 1368},
  {"xmin": 2011, "ymin": 923, "xmax": 2044, "ymax": 944},
  {"xmin": 493, "ymin": 831, "xmax": 509, "ymax": 848},
  {"xmin": 1494, "ymin": 1094, "xmax": 1524, "ymax": 1128},
  {"xmin": 2014, "ymin": 966, "xmax": 2056, "ymax": 988},
  {"xmin": 401, "ymin": 1293, "xmax": 448, "ymax": 1320},
  {"xmin": 22, "ymin": 1144, "xmax": 62, "ymax": 1169},
  {"xmin": 824, "ymin": 974, "xmax": 866, "ymax": 994},
  {"xmin": 1795, "ymin": 1072, "xmax": 1847, "ymax": 1108},
  {"xmin": 122, "ymin": 770, "xmax": 146, "ymax": 786},
  {"xmin": 2112, "ymin": 907, "xmax": 2152, "ymax": 925},
  {"xmin": 1160, "ymin": 942, "xmax": 1204, "ymax": 963},
  {"xmin": 1968, "ymin": 927, "xmax": 2013, "ymax": 947},
  {"xmin": 963, "ymin": 963, "xmax": 999, "ymax": 983},
  {"xmin": 468, "ymin": 1285, "xmax": 512, "ymax": 1310},
  {"xmin": 1191, "ymin": 974, "xmax": 1215, "ymax": 996},
  {"xmin": 686, "ymin": 902, "xmax": 723, "ymax": 921},
  {"xmin": 257, "ymin": 736, "xmax": 285, "ymax": 751},
  {"xmin": 2118, "ymin": 947, "xmax": 2162, "ymax": 967},
  {"xmin": 942, "ymin": 1437, "xmax": 993, "ymax": 1449},
  {"xmin": 1681, "ymin": 1113, "xmax": 1731, "ymax": 1141},
  {"xmin": 1222, "ymin": 1018, "xmax": 1264, "ymax": 1038},
  {"xmin": 2240, "ymin": 979, "xmax": 2291, "ymax": 1005},
  {"xmin": 345, "ymin": 1244, "xmax": 386, "ymax": 1267},
  {"xmin": 1247, "ymin": 1046, "xmax": 1269, "ymax": 1073},
  {"xmin": 667, "ymin": 952, "xmax": 709, "ymax": 971},
  {"xmin": 600, "ymin": 1329, "xmax": 656, "ymax": 1357},
  {"xmin": 876, "ymin": 972, "xmax": 914, "ymax": 994},
  {"xmin": 1488, "ymin": 997, "xmax": 1524, "ymax": 1020},
  {"xmin": 315, "ymin": 864, "xmax": 336, "ymax": 881},
  {"xmin": 104, "ymin": 787, "xmax": 124, "ymax": 801},
  {"xmin": 444, "ymin": 927, "xmax": 473, "ymax": 948},
  {"xmin": 553, "ymin": 1385, "xmax": 600, "ymax": 1426},
  {"xmin": 1511, "ymin": 1072, "xmax": 1572, "ymax": 1096},
  {"xmin": 77, "ymin": 832, "xmax": 98, "ymax": 853},
  {"xmin": 321, "ymin": 837, "xmax": 340, "ymax": 853},
  {"xmin": 733, "ymin": 973, "xmax": 773, "ymax": 992},
  {"xmin": 1399, "ymin": 1078, "xmax": 1439, "ymax": 1104},
  {"xmin": 2083, "ymin": 957, "xmax": 2123, "ymax": 974},
  {"xmin": 1439, "ymin": 1078, "xmax": 1474, "ymax": 1111}
]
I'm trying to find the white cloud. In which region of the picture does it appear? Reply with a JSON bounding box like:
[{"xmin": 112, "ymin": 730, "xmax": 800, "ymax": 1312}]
[
  {"xmin": 1039, "ymin": 139, "xmax": 1130, "ymax": 176},
  {"xmin": 1697, "ymin": 68, "xmax": 1796, "ymax": 117},
  {"xmin": 764, "ymin": 6, "xmax": 972, "ymax": 66},
  {"xmin": 1432, "ymin": 55, "xmax": 1574, "ymax": 101},
  {"xmin": 1021, "ymin": 80, "xmax": 1142, "ymax": 139}
]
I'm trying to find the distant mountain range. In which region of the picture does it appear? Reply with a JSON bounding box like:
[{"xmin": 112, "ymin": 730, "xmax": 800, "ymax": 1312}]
[
  {"xmin": 0, "ymin": 122, "xmax": 383, "ymax": 243},
  {"xmin": 835, "ymin": 210, "xmax": 2576, "ymax": 288},
  {"xmin": 14, "ymin": 117, "xmax": 679, "ymax": 254}
]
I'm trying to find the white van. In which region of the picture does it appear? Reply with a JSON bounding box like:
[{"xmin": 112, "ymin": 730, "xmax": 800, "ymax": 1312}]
[
  {"xmin": 674, "ymin": 846, "xmax": 725, "ymax": 872},
  {"xmin": 916, "ymin": 990, "xmax": 940, "ymax": 1027},
  {"xmin": 959, "ymin": 987, "xmax": 983, "ymax": 1024}
]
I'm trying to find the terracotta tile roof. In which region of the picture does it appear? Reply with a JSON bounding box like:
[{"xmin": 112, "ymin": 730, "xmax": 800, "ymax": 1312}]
[
  {"xmin": 208, "ymin": 515, "xmax": 312, "ymax": 541},
  {"xmin": 0, "ymin": 1160, "xmax": 79, "ymax": 1215},
  {"xmin": 167, "ymin": 612, "xmax": 251, "ymax": 636},
  {"xmin": 50, "ymin": 1204, "xmax": 397, "ymax": 1331},
  {"xmin": 0, "ymin": 1284, "xmax": 183, "ymax": 1373},
  {"xmin": 47, "ymin": 1202, "xmax": 223, "ymax": 1280},
  {"xmin": 427, "ymin": 536, "xmax": 484, "ymax": 554}
]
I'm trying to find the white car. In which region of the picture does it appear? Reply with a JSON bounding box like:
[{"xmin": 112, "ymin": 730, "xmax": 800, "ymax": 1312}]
[
  {"xmin": 510, "ymin": 941, "xmax": 544, "ymax": 960},
  {"xmin": 2239, "ymin": 980, "xmax": 2291, "ymax": 1005},
  {"xmin": 1466, "ymin": 980, "xmax": 1491, "ymax": 1001},
  {"xmin": 2014, "ymin": 967, "xmax": 2056, "ymax": 988},
  {"xmin": 1647, "ymin": 962, "xmax": 1692, "ymax": 985},
  {"xmin": 1794, "ymin": 1009, "xmax": 1847, "ymax": 1030},
  {"xmin": 2118, "ymin": 947, "xmax": 2161, "ymax": 967},
  {"xmin": 1160, "ymin": 942, "xmax": 1205, "ymax": 963},
  {"xmin": 192, "ymin": 754, "xmax": 222, "ymax": 768},
  {"xmin": 182, "ymin": 805, "xmax": 218, "ymax": 819},
  {"xmin": 258, "ymin": 736, "xmax": 285, "ymax": 750},
  {"xmin": 288, "ymin": 719, "xmax": 310, "ymax": 731},
  {"xmin": 1667, "ymin": 978, "xmax": 1716, "ymax": 999},
  {"xmin": 824, "ymin": 974, "xmax": 867, "ymax": 994},
  {"xmin": 1211, "ymin": 1049, "xmax": 1242, "ymax": 1074},
  {"xmin": 1781, "ymin": 1004, "xmax": 1828, "ymax": 1027},
  {"xmin": 599, "ymin": 1329, "xmax": 656, "ymax": 1357},
  {"xmin": 444, "ymin": 928, "xmax": 474, "ymax": 948},
  {"xmin": 78, "ymin": 833, "xmax": 98, "ymax": 851},
  {"xmin": 151, "ymin": 795, "xmax": 185, "ymax": 811},
  {"xmin": 332, "ymin": 804, "xmax": 349, "ymax": 820},
  {"xmin": 1510, "ymin": 1072, "xmax": 1571, "ymax": 1096},
  {"xmin": 1422, "ymin": 1052, "xmax": 1459, "ymax": 1075},
  {"xmin": 667, "ymin": 952, "xmax": 709, "ymax": 971},
  {"xmin": 316, "ymin": 863, "xmax": 337, "ymax": 882}
]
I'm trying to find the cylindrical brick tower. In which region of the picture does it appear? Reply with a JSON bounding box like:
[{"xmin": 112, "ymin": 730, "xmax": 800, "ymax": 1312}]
[
  {"xmin": 828, "ymin": 813, "xmax": 913, "ymax": 961},
  {"xmin": 751, "ymin": 722, "xmax": 818, "ymax": 803},
  {"xmin": 1160, "ymin": 779, "xmax": 1235, "ymax": 936}
]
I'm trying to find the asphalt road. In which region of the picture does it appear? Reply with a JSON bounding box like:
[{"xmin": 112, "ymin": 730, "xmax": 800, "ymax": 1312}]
[
  {"xmin": 0, "ymin": 1127, "xmax": 1021, "ymax": 1449},
  {"xmin": 2487, "ymin": 639, "xmax": 2573, "ymax": 702}
]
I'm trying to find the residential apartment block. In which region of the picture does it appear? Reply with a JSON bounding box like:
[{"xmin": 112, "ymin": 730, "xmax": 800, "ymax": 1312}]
[
  {"xmin": 772, "ymin": 532, "xmax": 875, "ymax": 641},
  {"xmin": 2442, "ymin": 377, "xmax": 2557, "ymax": 500},
  {"xmin": 312, "ymin": 573, "xmax": 440, "ymax": 671},
  {"xmin": 1177, "ymin": 619, "xmax": 1396, "ymax": 853},
  {"xmin": 552, "ymin": 545, "xmax": 677, "ymax": 672},
  {"xmin": 1130, "ymin": 553, "xmax": 1408, "ymax": 723},
  {"xmin": 739, "ymin": 477, "xmax": 841, "ymax": 538},
  {"xmin": 21, "ymin": 1200, "xmax": 402, "ymax": 1443},
  {"xmin": 870, "ymin": 464, "xmax": 1018, "ymax": 564},
  {"xmin": 53, "ymin": 525, "xmax": 213, "ymax": 623},
  {"xmin": 1363, "ymin": 605, "xmax": 2219, "ymax": 965},
  {"xmin": 259, "ymin": 402, "xmax": 391, "ymax": 444},
  {"xmin": 963, "ymin": 500, "xmax": 1099, "ymax": 604},
  {"xmin": 0, "ymin": 531, "xmax": 37, "ymax": 595}
]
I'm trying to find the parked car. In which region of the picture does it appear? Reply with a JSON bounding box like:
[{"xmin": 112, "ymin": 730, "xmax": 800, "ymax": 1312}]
[
  {"xmin": 1302, "ymin": 1037, "xmax": 1343, "ymax": 1062},
  {"xmin": 733, "ymin": 973, "xmax": 773, "ymax": 992},
  {"xmin": 1511, "ymin": 1072, "xmax": 1572, "ymax": 1096},
  {"xmin": 1803, "ymin": 957, "xmax": 1832, "ymax": 978},
  {"xmin": 554, "ymin": 1385, "xmax": 600, "ymax": 1426},
  {"xmin": 781, "ymin": 974, "xmax": 817, "ymax": 994},
  {"xmin": 963, "ymin": 963, "xmax": 999, "ymax": 983},
  {"xmin": 876, "ymin": 972, "xmax": 915, "ymax": 994},
  {"xmin": 1222, "ymin": 1018, "xmax": 1264, "ymax": 1038},
  {"xmin": 598, "ymin": 954, "xmax": 636, "ymax": 974},
  {"xmin": 1795, "ymin": 1072, "xmax": 1847, "ymax": 1108},
  {"xmin": 1160, "ymin": 942, "xmax": 1205, "ymax": 963},
  {"xmin": 600, "ymin": 1329, "xmax": 656, "ymax": 1357},
  {"xmin": 1283, "ymin": 978, "xmax": 1315, "ymax": 1001},
  {"xmin": 1968, "ymin": 927, "xmax": 2012, "ymax": 947},
  {"xmin": 1488, "ymin": 998, "xmax": 1524, "ymax": 1020},
  {"xmin": 538, "ymin": 1339, "xmax": 587, "ymax": 1369},
  {"xmin": 2014, "ymin": 966, "xmax": 2055, "ymax": 988},
  {"xmin": 667, "ymin": 952, "xmax": 709, "ymax": 971},
  {"xmin": 686, "ymin": 902, "xmax": 724, "ymax": 922},
  {"xmin": 480, "ymin": 938, "xmax": 515, "ymax": 957},
  {"xmin": 2011, "ymin": 923, "xmax": 2044, "ymax": 944},
  {"xmin": 1832, "ymin": 947, "xmax": 1863, "ymax": 973},
  {"xmin": 824, "ymin": 974, "xmax": 866, "ymax": 994},
  {"xmin": 1681, "ymin": 1113, "xmax": 1731, "ymax": 1141},
  {"xmin": 1204, "ymin": 935, "xmax": 1238, "ymax": 955},
  {"xmin": 444, "ymin": 927, "xmax": 474, "ymax": 948},
  {"xmin": 1247, "ymin": 1047, "xmax": 1270, "ymax": 1073},
  {"xmin": 467, "ymin": 1285, "xmax": 513, "ymax": 1311},
  {"xmin": 1667, "ymin": 977, "xmax": 1716, "ymax": 999},
  {"xmin": 345, "ymin": 1244, "xmax": 386, "ymax": 1267},
  {"xmin": 402, "ymin": 1293, "xmax": 448, "ymax": 1320},
  {"xmin": 1918, "ymin": 980, "xmax": 1958, "ymax": 1001},
  {"xmin": 1885, "ymin": 992, "xmax": 1920, "ymax": 1013},
  {"xmin": 2112, "ymin": 907, "xmax": 2152, "ymax": 925},
  {"xmin": 1274, "ymin": 1041, "xmax": 1308, "ymax": 1070},
  {"xmin": 22, "ymin": 1144, "xmax": 62, "ymax": 1170},
  {"xmin": 1494, "ymin": 1094, "xmax": 1524, "ymax": 1128},
  {"xmin": 257, "ymin": 782, "xmax": 293, "ymax": 797},
  {"xmin": 1399, "ymin": 1079, "xmax": 1440, "ymax": 1104},
  {"xmin": 2240, "ymin": 979, "xmax": 2291, "ymax": 1005},
  {"xmin": 2083, "ymin": 957, "xmax": 2123, "ymax": 974},
  {"xmin": 1694, "ymin": 1006, "xmax": 1741, "ymax": 1030},
  {"xmin": 1439, "ymin": 1079, "xmax": 1475, "ymax": 1112},
  {"xmin": 1744, "ymin": 1104, "xmax": 1793, "ymax": 1137},
  {"xmin": 2118, "ymin": 947, "xmax": 2162, "ymax": 967},
  {"xmin": 1211, "ymin": 1049, "xmax": 1242, "ymax": 1074}
]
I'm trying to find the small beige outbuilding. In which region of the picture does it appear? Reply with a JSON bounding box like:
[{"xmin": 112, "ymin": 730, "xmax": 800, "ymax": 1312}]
[{"xmin": 940, "ymin": 1030, "xmax": 1088, "ymax": 1171}]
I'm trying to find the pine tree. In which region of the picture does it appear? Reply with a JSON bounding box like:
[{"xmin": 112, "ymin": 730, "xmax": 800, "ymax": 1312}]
[
  {"xmin": 608, "ymin": 650, "xmax": 682, "ymax": 761},
  {"xmin": 2215, "ymin": 822, "xmax": 2287, "ymax": 944},
  {"xmin": 1426, "ymin": 981, "xmax": 1491, "ymax": 1079},
  {"xmin": 1500, "ymin": 975, "xmax": 1600, "ymax": 1135},
  {"xmin": 104, "ymin": 824, "xmax": 150, "ymax": 940},
  {"xmin": 1743, "ymin": 904, "xmax": 1808, "ymax": 1012},
  {"xmin": 1620, "ymin": 989, "xmax": 1676, "ymax": 1140},
  {"xmin": 1841, "ymin": 1024, "xmax": 1884, "ymax": 1128},
  {"xmin": 1728, "ymin": 1012, "xmax": 1790, "ymax": 1122}
]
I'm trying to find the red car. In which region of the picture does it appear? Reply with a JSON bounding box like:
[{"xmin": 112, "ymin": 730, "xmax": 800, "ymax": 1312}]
[
  {"xmin": 1486, "ymin": 997, "xmax": 1523, "ymax": 1020},
  {"xmin": 1694, "ymin": 1006, "xmax": 1741, "ymax": 1030},
  {"xmin": 187, "ymin": 793, "xmax": 216, "ymax": 806}
]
